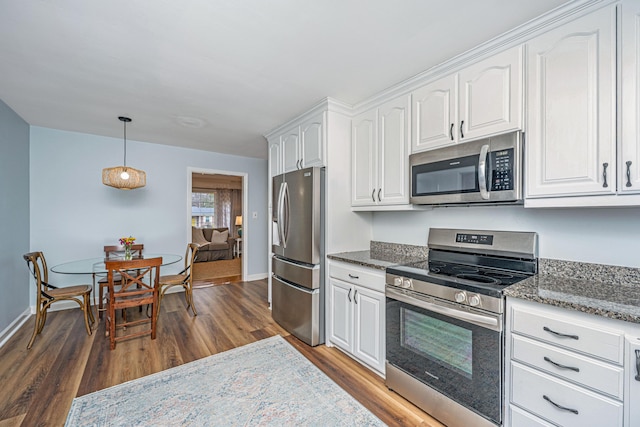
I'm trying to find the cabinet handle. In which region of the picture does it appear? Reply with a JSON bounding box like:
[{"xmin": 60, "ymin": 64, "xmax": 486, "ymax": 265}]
[
  {"xmin": 347, "ymin": 288, "xmax": 352, "ymax": 302},
  {"xmin": 348, "ymin": 274, "xmax": 359, "ymax": 279},
  {"xmin": 377, "ymin": 188, "xmax": 382, "ymax": 202},
  {"xmin": 626, "ymin": 161, "xmax": 633, "ymax": 187},
  {"xmin": 354, "ymin": 289, "xmax": 358, "ymax": 304},
  {"xmin": 543, "ymin": 326, "xmax": 579, "ymax": 340},
  {"xmin": 450, "ymin": 123, "xmax": 454, "ymax": 141},
  {"xmin": 460, "ymin": 120, "xmax": 464, "ymax": 139},
  {"xmin": 371, "ymin": 189, "xmax": 376, "ymax": 203},
  {"xmin": 299, "ymin": 158, "xmax": 303, "ymax": 169},
  {"xmin": 543, "ymin": 395, "xmax": 579, "ymax": 415},
  {"xmin": 602, "ymin": 163, "xmax": 608, "ymax": 188},
  {"xmin": 635, "ymin": 349, "xmax": 640, "ymax": 381},
  {"xmin": 543, "ymin": 356, "xmax": 580, "ymax": 372}
]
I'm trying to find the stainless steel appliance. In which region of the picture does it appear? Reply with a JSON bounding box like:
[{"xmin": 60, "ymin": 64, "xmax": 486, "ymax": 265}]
[
  {"xmin": 410, "ymin": 132, "xmax": 523, "ymax": 205},
  {"xmin": 272, "ymin": 167, "xmax": 325, "ymax": 346},
  {"xmin": 385, "ymin": 228, "xmax": 538, "ymax": 427}
]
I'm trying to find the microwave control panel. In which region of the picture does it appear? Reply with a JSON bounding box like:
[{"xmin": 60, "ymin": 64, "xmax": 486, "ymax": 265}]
[{"xmin": 489, "ymin": 148, "xmax": 514, "ymax": 191}]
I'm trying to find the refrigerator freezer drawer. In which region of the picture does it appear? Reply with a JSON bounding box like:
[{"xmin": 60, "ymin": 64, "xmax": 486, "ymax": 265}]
[
  {"xmin": 272, "ymin": 276, "xmax": 323, "ymax": 346},
  {"xmin": 272, "ymin": 256, "xmax": 320, "ymax": 290}
]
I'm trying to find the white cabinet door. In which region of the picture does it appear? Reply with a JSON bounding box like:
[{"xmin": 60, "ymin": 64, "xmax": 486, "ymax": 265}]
[
  {"xmin": 353, "ymin": 286, "xmax": 385, "ymax": 373},
  {"xmin": 281, "ymin": 126, "xmax": 301, "ymax": 173},
  {"xmin": 459, "ymin": 45, "xmax": 523, "ymax": 142},
  {"xmin": 621, "ymin": 1, "xmax": 640, "ymax": 193},
  {"xmin": 378, "ymin": 94, "xmax": 410, "ymax": 205},
  {"xmin": 329, "ymin": 278, "xmax": 353, "ymax": 352},
  {"xmin": 352, "ymin": 109, "xmax": 377, "ymax": 206},
  {"xmin": 300, "ymin": 112, "xmax": 325, "ymax": 169},
  {"xmin": 526, "ymin": 6, "xmax": 616, "ymax": 198},
  {"xmin": 268, "ymin": 139, "xmax": 282, "ymax": 178},
  {"xmin": 412, "ymin": 74, "xmax": 457, "ymax": 152}
]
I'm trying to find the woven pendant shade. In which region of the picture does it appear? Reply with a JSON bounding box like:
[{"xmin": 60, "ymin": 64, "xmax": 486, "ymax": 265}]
[
  {"xmin": 102, "ymin": 116, "xmax": 146, "ymax": 190},
  {"xmin": 102, "ymin": 166, "xmax": 146, "ymax": 190}
]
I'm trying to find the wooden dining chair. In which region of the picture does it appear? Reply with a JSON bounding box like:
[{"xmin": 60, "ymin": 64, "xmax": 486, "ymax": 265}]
[
  {"xmin": 23, "ymin": 251, "xmax": 95, "ymax": 349},
  {"xmin": 98, "ymin": 244, "xmax": 144, "ymax": 318},
  {"xmin": 159, "ymin": 243, "xmax": 199, "ymax": 316},
  {"xmin": 104, "ymin": 257, "xmax": 161, "ymax": 350}
]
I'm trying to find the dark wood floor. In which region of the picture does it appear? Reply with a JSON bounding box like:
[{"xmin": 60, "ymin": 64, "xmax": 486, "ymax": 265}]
[{"xmin": 0, "ymin": 278, "xmax": 443, "ymax": 427}]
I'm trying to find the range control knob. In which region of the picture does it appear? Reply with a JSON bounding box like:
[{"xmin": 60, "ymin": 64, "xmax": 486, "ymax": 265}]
[
  {"xmin": 468, "ymin": 294, "xmax": 481, "ymax": 307},
  {"xmin": 393, "ymin": 277, "xmax": 403, "ymax": 287},
  {"xmin": 402, "ymin": 278, "xmax": 413, "ymax": 289},
  {"xmin": 454, "ymin": 291, "xmax": 466, "ymax": 303}
]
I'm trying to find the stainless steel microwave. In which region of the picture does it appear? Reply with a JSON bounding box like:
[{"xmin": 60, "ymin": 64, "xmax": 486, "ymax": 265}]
[{"xmin": 410, "ymin": 132, "xmax": 523, "ymax": 205}]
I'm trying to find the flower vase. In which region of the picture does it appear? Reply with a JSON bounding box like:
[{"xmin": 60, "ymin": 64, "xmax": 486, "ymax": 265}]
[{"xmin": 124, "ymin": 245, "xmax": 132, "ymax": 260}]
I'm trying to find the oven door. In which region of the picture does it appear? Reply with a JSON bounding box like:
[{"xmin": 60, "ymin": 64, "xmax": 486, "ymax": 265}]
[{"xmin": 386, "ymin": 287, "xmax": 503, "ymax": 425}]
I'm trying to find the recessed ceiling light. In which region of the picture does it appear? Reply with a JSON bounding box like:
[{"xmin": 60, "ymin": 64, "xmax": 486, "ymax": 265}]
[{"xmin": 176, "ymin": 116, "xmax": 207, "ymax": 128}]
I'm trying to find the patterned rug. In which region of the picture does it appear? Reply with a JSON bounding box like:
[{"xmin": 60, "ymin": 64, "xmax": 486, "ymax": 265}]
[{"xmin": 65, "ymin": 336, "xmax": 385, "ymax": 426}]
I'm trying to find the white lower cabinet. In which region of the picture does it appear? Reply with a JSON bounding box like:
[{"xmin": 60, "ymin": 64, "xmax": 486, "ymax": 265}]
[
  {"xmin": 506, "ymin": 298, "xmax": 628, "ymax": 427},
  {"xmin": 328, "ymin": 260, "xmax": 385, "ymax": 375}
]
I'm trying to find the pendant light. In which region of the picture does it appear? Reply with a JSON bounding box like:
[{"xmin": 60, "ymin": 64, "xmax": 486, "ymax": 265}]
[{"xmin": 102, "ymin": 116, "xmax": 146, "ymax": 190}]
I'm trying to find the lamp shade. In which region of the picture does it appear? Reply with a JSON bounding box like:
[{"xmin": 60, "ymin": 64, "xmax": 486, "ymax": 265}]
[
  {"xmin": 102, "ymin": 166, "xmax": 146, "ymax": 190},
  {"xmin": 235, "ymin": 216, "xmax": 242, "ymax": 226}
]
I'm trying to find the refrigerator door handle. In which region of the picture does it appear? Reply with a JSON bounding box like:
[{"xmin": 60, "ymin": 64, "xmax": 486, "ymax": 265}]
[
  {"xmin": 282, "ymin": 181, "xmax": 290, "ymax": 247},
  {"xmin": 277, "ymin": 182, "xmax": 286, "ymax": 248}
]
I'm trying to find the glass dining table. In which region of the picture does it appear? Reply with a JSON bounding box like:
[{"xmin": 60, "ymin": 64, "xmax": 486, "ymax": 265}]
[{"xmin": 51, "ymin": 253, "xmax": 182, "ymax": 320}]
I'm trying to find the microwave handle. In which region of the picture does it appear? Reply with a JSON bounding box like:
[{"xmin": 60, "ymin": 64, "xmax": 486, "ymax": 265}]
[{"xmin": 478, "ymin": 144, "xmax": 490, "ymax": 200}]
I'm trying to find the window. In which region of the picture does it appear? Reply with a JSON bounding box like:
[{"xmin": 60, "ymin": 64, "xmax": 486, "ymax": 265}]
[{"xmin": 192, "ymin": 192, "xmax": 215, "ymax": 228}]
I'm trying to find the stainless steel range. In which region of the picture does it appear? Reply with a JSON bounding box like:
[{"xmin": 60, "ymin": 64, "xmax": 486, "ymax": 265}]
[{"xmin": 385, "ymin": 228, "xmax": 538, "ymax": 427}]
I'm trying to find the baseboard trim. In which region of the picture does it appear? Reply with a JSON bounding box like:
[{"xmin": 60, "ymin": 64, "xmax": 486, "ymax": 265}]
[
  {"xmin": 246, "ymin": 273, "xmax": 268, "ymax": 281},
  {"xmin": 0, "ymin": 308, "xmax": 31, "ymax": 349}
]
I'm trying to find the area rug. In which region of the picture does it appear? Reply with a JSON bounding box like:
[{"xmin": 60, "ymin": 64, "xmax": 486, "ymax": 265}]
[
  {"xmin": 65, "ymin": 335, "xmax": 385, "ymax": 426},
  {"xmin": 193, "ymin": 257, "xmax": 241, "ymax": 281}
]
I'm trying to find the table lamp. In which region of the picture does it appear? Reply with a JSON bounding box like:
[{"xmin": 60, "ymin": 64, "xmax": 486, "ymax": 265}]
[{"xmin": 235, "ymin": 215, "xmax": 242, "ymax": 237}]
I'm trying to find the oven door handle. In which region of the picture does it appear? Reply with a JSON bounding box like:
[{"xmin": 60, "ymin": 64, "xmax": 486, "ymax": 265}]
[
  {"xmin": 386, "ymin": 288, "xmax": 501, "ymax": 331},
  {"xmin": 478, "ymin": 144, "xmax": 490, "ymax": 200}
]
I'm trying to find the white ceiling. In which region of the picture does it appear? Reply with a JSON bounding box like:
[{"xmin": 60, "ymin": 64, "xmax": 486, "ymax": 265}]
[{"xmin": 0, "ymin": 0, "xmax": 570, "ymax": 159}]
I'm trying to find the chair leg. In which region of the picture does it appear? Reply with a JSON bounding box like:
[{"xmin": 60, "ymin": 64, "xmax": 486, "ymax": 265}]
[
  {"xmin": 186, "ymin": 285, "xmax": 197, "ymax": 316},
  {"xmin": 99, "ymin": 283, "xmax": 104, "ymax": 320},
  {"xmin": 27, "ymin": 306, "xmax": 44, "ymax": 349},
  {"xmin": 82, "ymin": 294, "xmax": 92, "ymax": 336}
]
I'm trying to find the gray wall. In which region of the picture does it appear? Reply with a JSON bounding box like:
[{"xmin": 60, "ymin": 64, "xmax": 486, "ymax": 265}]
[
  {"xmin": 0, "ymin": 100, "xmax": 30, "ymax": 333},
  {"xmin": 30, "ymin": 126, "xmax": 268, "ymax": 302}
]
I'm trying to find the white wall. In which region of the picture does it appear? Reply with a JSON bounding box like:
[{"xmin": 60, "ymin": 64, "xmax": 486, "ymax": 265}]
[
  {"xmin": 0, "ymin": 99, "xmax": 30, "ymax": 333},
  {"xmin": 372, "ymin": 205, "xmax": 640, "ymax": 268},
  {"xmin": 30, "ymin": 126, "xmax": 268, "ymax": 303}
]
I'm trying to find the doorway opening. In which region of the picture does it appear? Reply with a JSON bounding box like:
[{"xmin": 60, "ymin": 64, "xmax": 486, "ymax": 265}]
[{"xmin": 187, "ymin": 168, "xmax": 248, "ymax": 284}]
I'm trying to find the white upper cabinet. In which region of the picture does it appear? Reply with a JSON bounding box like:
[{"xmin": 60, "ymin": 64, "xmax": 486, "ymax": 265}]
[
  {"xmin": 412, "ymin": 45, "xmax": 523, "ymax": 154},
  {"xmin": 268, "ymin": 138, "xmax": 282, "ymax": 178},
  {"xmin": 352, "ymin": 94, "xmax": 410, "ymax": 207},
  {"xmin": 526, "ymin": 5, "xmax": 617, "ymax": 200},
  {"xmin": 279, "ymin": 112, "xmax": 325, "ymax": 173},
  {"xmin": 621, "ymin": 1, "xmax": 640, "ymax": 193}
]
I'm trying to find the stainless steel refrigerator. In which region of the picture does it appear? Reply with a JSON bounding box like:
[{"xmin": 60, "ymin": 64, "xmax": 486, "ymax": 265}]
[{"xmin": 272, "ymin": 166, "xmax": 325, "ymax": 346}]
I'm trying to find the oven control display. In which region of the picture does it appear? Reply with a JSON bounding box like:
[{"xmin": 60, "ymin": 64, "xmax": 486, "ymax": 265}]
[
  {"xmin": 489, "ymin": 148, "xmax": 514, "ymax": 191},
  {"xmin": 456, "ymin": 233, "xmax": 494, "ymax": 245}
]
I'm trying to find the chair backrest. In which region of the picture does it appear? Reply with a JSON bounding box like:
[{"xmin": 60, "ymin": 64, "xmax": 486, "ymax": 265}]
[
  {"xmin": 23, "ymin": 251, "xmax": 49, "ymax": 301},
  {"xmin": 183, "ymin": 243, "xmax": 199, "ymax": 275},
  {"xmin": 104, "ymin": 244, "xmax": 144, "ymax": 259},
  {"xmin": 105, "ymin": 257, "xmax": 162, "ymax": 298}
]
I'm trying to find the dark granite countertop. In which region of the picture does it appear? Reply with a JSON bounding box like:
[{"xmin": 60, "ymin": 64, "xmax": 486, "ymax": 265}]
[
  {"xmin": 327, "ymin": 250, "xmax": 425, "ymax": 271},
  {"xmin": 505, "ymin": 274, "xmax": 640, "ymax": 324}
]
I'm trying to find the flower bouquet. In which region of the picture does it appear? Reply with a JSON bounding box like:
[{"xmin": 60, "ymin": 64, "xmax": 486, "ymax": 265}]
[{"xmin": 119, "ymin": 236, "xmax": 136, "ymax": 260}]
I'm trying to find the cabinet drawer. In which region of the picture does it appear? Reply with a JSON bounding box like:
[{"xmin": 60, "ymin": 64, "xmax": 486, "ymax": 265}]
[
  {"xmin": 511, "ymin": 362, "xmax": 623, "ymax": 427},
  {"xmin": 328, "ymin": 261, "xmax": 384, "ymax": 292},
  {"xmin": 510, "ymin": 304, "xmax": 624, "ymax": 364},
  {"xmin": 509, "ymin": 404, "xmax": 556, "ymax": 427},
  {"xmin": 511, "ymin": 334, "xmax": 623, "ymax": 399}
]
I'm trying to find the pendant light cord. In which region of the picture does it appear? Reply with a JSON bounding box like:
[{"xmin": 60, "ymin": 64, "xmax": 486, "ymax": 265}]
[{"xmin": 123, "ymin": 119, "xmax": 127, "ymax": 168}]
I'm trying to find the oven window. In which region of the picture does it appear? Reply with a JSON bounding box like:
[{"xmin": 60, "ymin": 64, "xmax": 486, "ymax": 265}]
[
  {"xmin": 400, "ymin": 307, "xmax": 473, "ymax": 378},
  {"xmin": 412, "ymin": 154, "xmax": 479, "ymax": 196}
]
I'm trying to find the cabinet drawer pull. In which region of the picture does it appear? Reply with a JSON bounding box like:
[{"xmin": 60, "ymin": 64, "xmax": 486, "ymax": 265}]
[
  {"xmin": 377, "ymin": 188, "xmax": 382, "ymax": 202},
  {"xmin": 460, "ymin": 120, "xmax": 464, "ymax": 139},
  {"xmin": 348, "ymin": 274, "xmax": 359, "ymax": 279},
  {"xmin": 544, "ymin": 356, "xmax": 580, "ymax": 372},
  {"xmin": 602, "ymin": 162, "xmax": 608, "ymax": 188},
  {"xmin": 626, "ymin": 161, "xmax": 633, "ymax": 187},
  {"xmin": 371, "ymin": 189, "xmax": 376, "ymax": 203},
  {"xmin": 635, "ymin": 349, "xmax": 640, "ymax": 381},
  {"xmin": 543, "ymin": 395, "xmax": 579, "ymax": 415},
  {"xmin": 347, "ymin": 288, "xmax": 352, "ymax": 302},
  {"xmin": 543, "ymin": 326, "xmax": 579, "ymax": 340},
  {"xmin": 450, "ymin": 123, "xmax": 454, "ymax": 141},
  {"xmin": 354, "ymin": 289, "xmax": 358, "ymax": 304}
]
